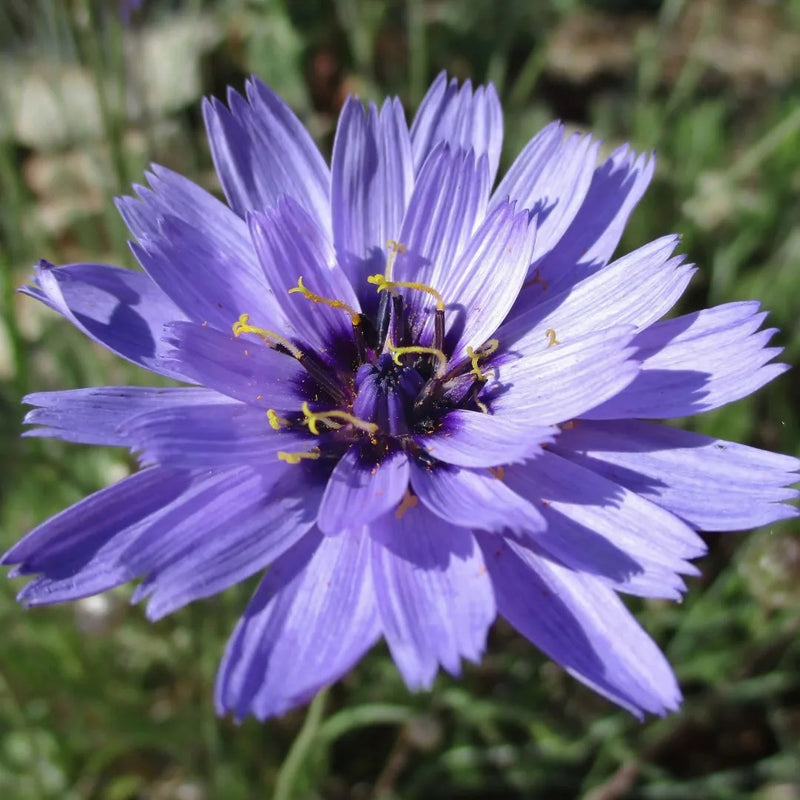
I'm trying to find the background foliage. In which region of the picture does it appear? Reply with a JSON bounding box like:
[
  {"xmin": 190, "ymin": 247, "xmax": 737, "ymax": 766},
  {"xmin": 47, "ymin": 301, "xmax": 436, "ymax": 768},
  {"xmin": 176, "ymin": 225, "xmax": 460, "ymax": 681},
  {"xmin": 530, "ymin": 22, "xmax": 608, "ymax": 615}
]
[{"xmin": 1, "ymin": 1, "xmax": 799, "ymax": 798}]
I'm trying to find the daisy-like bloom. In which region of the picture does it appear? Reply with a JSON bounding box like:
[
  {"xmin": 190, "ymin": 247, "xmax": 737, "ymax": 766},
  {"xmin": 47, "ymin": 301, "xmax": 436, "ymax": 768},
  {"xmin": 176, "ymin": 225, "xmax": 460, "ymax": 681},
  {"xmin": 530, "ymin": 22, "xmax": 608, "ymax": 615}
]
[{"xmin": 6, "ymin": 74, "xmax": 798, "ymax": 720}]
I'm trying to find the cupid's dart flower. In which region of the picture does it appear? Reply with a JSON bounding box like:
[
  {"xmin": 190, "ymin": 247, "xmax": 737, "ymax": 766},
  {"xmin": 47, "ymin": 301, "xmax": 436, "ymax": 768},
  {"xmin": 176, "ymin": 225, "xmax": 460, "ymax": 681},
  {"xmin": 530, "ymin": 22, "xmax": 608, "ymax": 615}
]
[{"xmin": 6, "ymin": 73, "xmax": 798, "ymax": 720}]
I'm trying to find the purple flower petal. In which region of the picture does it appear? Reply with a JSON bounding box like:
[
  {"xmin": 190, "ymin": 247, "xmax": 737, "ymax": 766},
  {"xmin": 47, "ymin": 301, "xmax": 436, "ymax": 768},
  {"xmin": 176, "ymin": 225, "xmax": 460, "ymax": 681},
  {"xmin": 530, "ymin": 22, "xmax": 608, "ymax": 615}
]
[
  {"xmin": 164, "ymin": 321, "xmax": 307, "ymax": 410},
  {"xmin": 3, "ymin": 468, "xmax": 197, "ymax": 601},
  {"xmin": 216, "ymin": 527, "xmax": 379, "ymax": 720},
  {"xmin": 500, "ymin": 235, "xmax": 693, "ymax": 350},
  {"xmin": 419, "ymin": 409, "xmax": 556, "ymax": 468},
  {"xmin": 22, "ymin": 386, "xmax": 232, "ymax": 446},
  {"xmin": 553, "ymin": 419, "xmax": 800, "ymax": 531},
  {"xmin": 23, "ymin": 262, "xmax": 188, "ymax": 380},
  {"xmin": 203, "ymin": 78, "xmax": 330, "ymax": 228},
  {"xmin": 479, "ymin": 534, "xmax": 681, "ymax": 718},
  {"xmin": 586, "ymin": 302, "xmax": 787, "ymax": 419},
  {"xmin": 131, "ymin": 214, "xmax": 280, "ymax": 332},
  {"xmin": 443, "ymin": 200, "xmax": 538, "ymax": 358},
  {"xmin": 409, "ymin": 460, "xmax": 545, "ymax": 537},
  {"xmin": 120, "ymin": 401, "xmax": 311, "ymax": 468},
  {"xmin": 318, "ymin": 448, "xmax": 409, "ymax": 534},
  {"xmin": 130, "ymin": 466, "xmax": 321, "ymax": 620},
  {"xmin": 393, "ymin": 145, "xmax": 490, "ymax": 329},
  {"xmin": 495, "ymin": 129, "xmax": 599, "ymax": 261},
  {"xmin": 332, "ymin": 97, "xmax": 414, "ymax": 309},
  {"xmin": 533, "ymin": 145, "xmax": 656, "ymax": 296},
  {"xmin": 248, "ymin": 198, "xmax": 360, "ymax": 349},
  {"xmin": 371, "ymin": 507, "xmax": 495, "ymax": 688},
  {"xmin": 489, "ymin": 327, "xmax": 639, "ymax": 425},
  {"xmin": 503, "ymin": 451, "xmax": 704, "ymax": 599},
  {"xmin": 410, "ymin": 72, "xmax": 503, "ymax": 184}
]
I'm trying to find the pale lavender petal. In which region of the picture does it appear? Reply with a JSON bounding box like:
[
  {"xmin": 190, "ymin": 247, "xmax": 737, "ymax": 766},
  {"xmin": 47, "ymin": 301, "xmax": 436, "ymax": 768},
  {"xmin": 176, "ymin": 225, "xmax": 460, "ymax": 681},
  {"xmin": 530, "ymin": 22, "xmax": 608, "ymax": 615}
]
[
  {"xmin": 586, "ymin": 302, "xmax": 787, "ymax": 419},
  {"xmin": 249, "ymin": 198, "xmax": 360, "ymax": 349},
  {"xmin": 503, "ymin": 451, "xmax": 704, "ymax": 599},
  {"xmin": 318, "ymin": 449, "xmax": 409, "ymax": 535},
  {"xmin": 216, "ymin": 527, "xmax": 379, "ymax": 720},
  {"xmin": 553, "ymin": 419, "xmax": 800, "ymax": 531},
  {"xmin": 420, "ymin": 409, "xmax": 556, "ymax": 468},
  {"xmin": 393, "ymin": 145, "xmax": 490, "ymax": 329},
  {"xmin": 409, "ymin": 460, "xmax": 545, "ymax": 537},
  {"xmin": 203, "ymin": 78, "xmax": 330, "ymax": 228},
  {"xmin": 500, "ymin": 235, "xmax": 693, "ymax": 350},
  {"xmin": 164, "ymin": 321, "xmax": 307, "ymax": 410},
  {"xmin": 442, "ymin": 200, "xmax": 538, "ymax": 358},
  {"xmin": 534, "ymin": 145, "xmax": 656, "ymax": 295},
  {"xmin": 494, "ymin": 130, "xmax": 599, "ymax": 260},
  {"xmin": 479, "ymin": 534, "xmax": 681, "ymax": 718},
  {"xmin": 489, "ymin": 327, "xmax": 639, "ymax": 425},
  {"xmin": 23, "ymin": 386, "xmax": 232, "ymax": 446},
  {"xmin": 332, "ymin": 97, "xmax": 414, "ymax": 307},
  {"xmin": 371, "ymin": 507, "xmax": 495, "ymax": 688},
  {"xmin": 410, "ymin": 73, "xmax": 503, "ymax": 184},
  {"xmin": 23, "ymin": 262, "xmax": 188, "ymax": 381}
]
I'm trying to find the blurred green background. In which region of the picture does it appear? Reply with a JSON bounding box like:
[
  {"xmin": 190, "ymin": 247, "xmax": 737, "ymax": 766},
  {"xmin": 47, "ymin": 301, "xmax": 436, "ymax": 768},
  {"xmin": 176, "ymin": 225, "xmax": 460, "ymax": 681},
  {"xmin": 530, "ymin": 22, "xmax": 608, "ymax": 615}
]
[{"xmin": 1, "ymin": 0, "xmax": 799, "ymax": 798}]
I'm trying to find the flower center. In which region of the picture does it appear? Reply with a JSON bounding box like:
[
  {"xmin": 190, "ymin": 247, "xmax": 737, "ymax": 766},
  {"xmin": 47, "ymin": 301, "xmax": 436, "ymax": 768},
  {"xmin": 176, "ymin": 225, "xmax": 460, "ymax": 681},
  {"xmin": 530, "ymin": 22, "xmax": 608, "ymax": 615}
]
[{"xmin": 232, "ymin": 242, "xmax": 499, "ymax": 465}]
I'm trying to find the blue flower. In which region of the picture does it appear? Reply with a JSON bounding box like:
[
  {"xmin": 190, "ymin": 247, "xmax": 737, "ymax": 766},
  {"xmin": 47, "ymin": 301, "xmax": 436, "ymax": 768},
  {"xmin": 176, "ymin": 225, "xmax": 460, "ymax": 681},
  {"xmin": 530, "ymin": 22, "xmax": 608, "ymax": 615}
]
[{"xmin": 6, "ymin": 74, "xmax": 798, "ymax": 720}]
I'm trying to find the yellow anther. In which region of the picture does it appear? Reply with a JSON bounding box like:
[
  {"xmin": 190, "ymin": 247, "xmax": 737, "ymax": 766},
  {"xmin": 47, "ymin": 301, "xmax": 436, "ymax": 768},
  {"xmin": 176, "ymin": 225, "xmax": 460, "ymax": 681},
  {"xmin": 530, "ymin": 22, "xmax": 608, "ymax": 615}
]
[
  {"xmin": 232, "ymin": 313, "xmax": 304, "ymax": 360},
  {"xmin": 368, "ymin": 273, "xmax": 445, "ymax": 312},
  {"xmin": 545, "ymin": 328, "xmax": 561, "ymax": 347},
  {"xmin": 384, "ymin": 239, "xmax": 407, "ymax": 280},
  {"xmin": 301, "ymin": 401, "xmax": 378, "ymax": 436},
  {"xmin": 267, "ymin": 409, "xmax": 290, "ymax": 430},
  {"xmin": 278, "ymin": 448, "xmax": 321, "ymax": 465},
  {"xmin": 466, "ymin": 338, "xmax": 500, "ymax": 382},
  {"xmin": 475, "ymin": 397, "xmax": 489, "ymax": 414},
  {"xmin": 488, "ymin": 466, "xmax": 505, "ymax": 480},
  {"xmin": 386, "ymin": 338, "xmax": 448, "ymax": 375},
  {"xmin": 395, "ymin": 489, "xmax": 419, "ymax": 519},
  {"xmin": 288, "ymin": 276, "xmax": 360, "ymax": 325}
]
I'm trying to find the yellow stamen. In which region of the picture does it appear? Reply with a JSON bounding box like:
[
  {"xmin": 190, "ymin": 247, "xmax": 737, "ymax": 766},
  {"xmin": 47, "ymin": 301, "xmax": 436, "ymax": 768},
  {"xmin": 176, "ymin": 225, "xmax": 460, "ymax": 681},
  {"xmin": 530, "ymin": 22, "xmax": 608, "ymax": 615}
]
[
  {"xmin": 300, "ymin": 401, "xmax": 378, "ymax": 436},
  {"xmin": 545, "ymin": 328, "xmax": 561, "ymax": 347},
  {"xmin": 232, "ymin": 313, "xmax": 304, "ymax": 360},
  {"xmin": 384, "ymin": 239, "xmax": 406, "ymax": 280},
  {"xmin": 488, "ymin": 466, "xmax": 505, "ymax": 480},
  {"xmin": 267, "ymin": 409, "xmax": 290, "ymax": 430},
  {"xmin": 278, "ymin": 448, "xmax": 321, "ymax": 465},
  {"xmin": 368, "ymin": 273, "xmax": 445, "ymax": 312},
  {"xmin": 395, "ymin": 489, "xmax": 419, "ymax": 519},
  {"xmin": 288, "ymin": 276, "xmax": 361, "ymax": 325},
  {"xmin": 466, "ymin": 338, "xmax": 499, "ymax": 382},
  {"xmin": 386, "ymin": 337, "xmax": 448, "ymax": 375},
  {"xmin": 475, "ymin": 397, "xmax": 489, "ymax": 414}
]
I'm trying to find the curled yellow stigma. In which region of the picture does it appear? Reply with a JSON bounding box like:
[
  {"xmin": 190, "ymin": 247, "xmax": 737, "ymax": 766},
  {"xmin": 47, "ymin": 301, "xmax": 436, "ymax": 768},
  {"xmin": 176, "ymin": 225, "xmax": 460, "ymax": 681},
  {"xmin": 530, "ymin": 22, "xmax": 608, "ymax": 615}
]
[
  {"xmin": 288, "ymin": 276, "xmax": 361, "ymax": 325},
  {"xmin": 267, "ymin": 409, "xmax": 290, "ymax": 430},
  {"xmin": 395, "ymin": 489, "xmax": 419, "ymax": 519},
  {"xmin": 488, "ymin": 466, "xmax": 505, "ymax": 480},
  {"xmin": 232, "ymin": 313, "xmax": 304, "ymax": 360},
  {"xmin": 278, "ymin": 447, "xmax": 321, "ymax": 465},
  {"xmin": 386, "ymin": 337, "xmax": 448, "ymax": 375},
  {"xmin": 368, "ymin": 273, "xmax": 446, "ymax": 312},
  {"xmin": 545, "ymin": 328, "xmax": 561, "ymax": 347},
  {"xmin": 466, "ymin": 338, "xmax": 499, "ymax": 382},
  {"xmin": 300, "ymin": 401, "xmax": 378, "ymax": 436},
  {"xmin": 383, "ymin": 239, "xmax": 406, "ymax": 280}
]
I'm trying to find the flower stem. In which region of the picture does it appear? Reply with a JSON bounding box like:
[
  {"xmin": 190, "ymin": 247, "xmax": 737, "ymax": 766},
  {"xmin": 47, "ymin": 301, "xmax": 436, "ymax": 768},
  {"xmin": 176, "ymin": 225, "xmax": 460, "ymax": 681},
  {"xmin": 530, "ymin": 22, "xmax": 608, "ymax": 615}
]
[{"xmin": 273, "ymin": 687, "xmax": 330, "ymax": 800}]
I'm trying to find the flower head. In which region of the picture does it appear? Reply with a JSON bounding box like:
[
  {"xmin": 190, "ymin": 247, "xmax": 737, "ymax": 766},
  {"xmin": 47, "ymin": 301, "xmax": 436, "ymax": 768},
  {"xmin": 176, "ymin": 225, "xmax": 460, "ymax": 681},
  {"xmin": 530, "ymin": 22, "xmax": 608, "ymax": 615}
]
[{"xmin": 6, "ymin": 73, "xmax": 798, "ymax": 720}]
